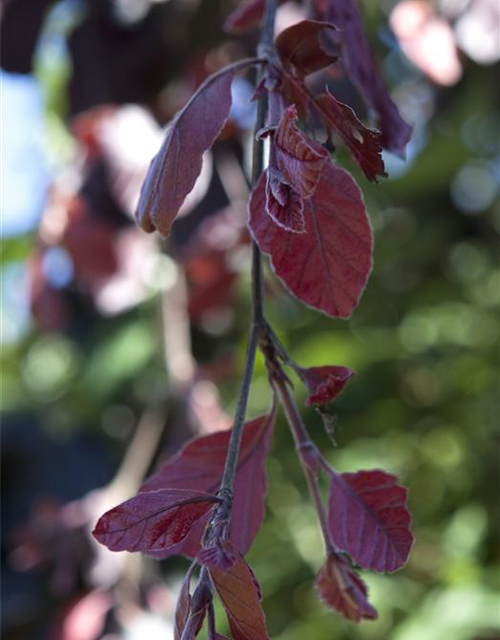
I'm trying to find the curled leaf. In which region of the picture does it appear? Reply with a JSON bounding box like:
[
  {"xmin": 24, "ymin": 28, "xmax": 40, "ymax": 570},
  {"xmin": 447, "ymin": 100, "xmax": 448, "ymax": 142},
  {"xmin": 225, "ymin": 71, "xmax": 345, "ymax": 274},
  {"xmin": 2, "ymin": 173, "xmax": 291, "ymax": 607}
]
[
  {"xmin": 297, "ymin": 365, "xmax": 355, "ymax": 405},
  {"xmin": 136, "ymin": 59, "xmax": 257, "ymax": 236},
  {"xmin": 276, "ymin": 20, "xmax": 338, "ymax": 76},
  {"xmin": 249, "ymin": 163, "xmax": 373, "ymax": 319},
  {"xmin": 92, "ymin": 489, "xmax": 218, "ymax": 553},
  {"xmin": 316, "ymin": 90, "xmax": 387, "ymax": 181},
  {"xmin": 266, "ymin": 170, "xmax": 305, "ymax": 233},
  {"xmin": 272, "ymin": 105, "xmax": 328, "ymax": 200},
  {"xmin": 328, "ymin": 469, "xmax": 414, "ymax": 572},
  {"xmin": 323, "ymin": 0, "xmax": 412, "ymax": 157},
  {"xmin": 316, "ymin": 551, "xmax": 378, "ymax": 622}
]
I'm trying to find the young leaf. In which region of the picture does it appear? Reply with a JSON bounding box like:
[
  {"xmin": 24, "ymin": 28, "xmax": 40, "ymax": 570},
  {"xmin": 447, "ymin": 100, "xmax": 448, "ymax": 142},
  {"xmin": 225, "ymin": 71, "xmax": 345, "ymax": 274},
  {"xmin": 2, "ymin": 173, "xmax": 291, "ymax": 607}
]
[
  {"xmin": 266, "ymin": 170, "xmax": 306, "ymax": 233},
  {"xmin": 140, "ymin": 408, "xmax": 276, "ymax": 558},
  {"xmin": 136, "ymin": 59, "xmax": 257, "ymax": 236},
  {"xmin": 249, "ymin": 163, "xmax": 373, "ymax": 318},
  {"xmin": 322, "ymin": 0, "xmax": 412, "ymax": 157},
  {"xmin": 224, "ymin": 0, "xmax": 287, "ymax": 34},
  {"xmin": 275, "ymin": 20, "xmax": 337, "ymax": 77},
  {"xmin": 297, "ymin": 365, "xmax": 355, "ymax": 406},
  {"xmin": 174, "ymin": 564, "xmax": 196, "ymax": 640},
  {"xmin": 272, "ymin": 105, "xmax": 328, "ymax": 199},
  {"xmin": 315, "ymin": 90, "xmax": 387, "ymax": 181},
  {"xmin": 328, "ymin": 469, "xmax": 413, "ymax": 572},
  {"xmin": 315, "ymin": 551, "xmax": 378, "ymax": 622},
  {"xmin": 92, "ymin": 489, "xmax": 219, "ymax": 553},
  {"xmin": 210, "ymin": 549, "xmax": 271, "ymax": 640}
]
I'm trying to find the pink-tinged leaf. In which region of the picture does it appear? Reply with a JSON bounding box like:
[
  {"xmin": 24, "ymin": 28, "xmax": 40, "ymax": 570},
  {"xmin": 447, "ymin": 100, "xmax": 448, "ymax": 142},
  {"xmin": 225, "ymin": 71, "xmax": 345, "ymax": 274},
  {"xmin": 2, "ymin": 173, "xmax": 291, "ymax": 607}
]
[
  {"xmin": 224, "ymin": 0, "xmax": 287, "ymax": 34},
  {"xmin": 323, "ymin": 0, "xmax": 412, "ymax": 157},
  {"xmin": 297, "ymin": 365, "xmax": 355, "ymax": 405},
  {"xmin": 266, "ymin": 171, "xmax": 305, "ymax": 233},
  {"xmin": 272, "ymin": 105, "xmax": 328, "ymax": 199},
  {"xmin": 140, "ymin": 408, "xmax": 276, "ymax": 559},
  {"xmin": 92, "ymin": 489, "xmax": 218, "ymax": 553},
  {"xmin": 315, "ymin": 552, "xmax": 378, "ymax": 622},
  {"xmin": 136, "ymin": 59, "xmax": 256, "ymax": 236},
  {"xmin": 328, "ymin": 469, "xmax": 413, "ymax": 573},
  {"xmin": 315, "ymin": 90, "xmax": 387, "ymax": 182},
  {"xmin": 210, "ymin": 550, "xmax": 271, "ymax": 640},
  {"xmin": 276, "ymin": 20, "xmax": 338, "ymax": 76},
  {"xmin": 249, "ymin": 163, "xmax": 372, "ymax": 318}
]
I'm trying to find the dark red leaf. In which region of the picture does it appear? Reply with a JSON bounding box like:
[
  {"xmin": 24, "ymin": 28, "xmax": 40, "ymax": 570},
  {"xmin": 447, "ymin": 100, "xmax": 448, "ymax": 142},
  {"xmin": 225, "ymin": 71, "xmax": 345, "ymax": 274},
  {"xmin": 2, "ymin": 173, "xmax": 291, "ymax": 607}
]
[
  {"xmin": 328, "ymin": 469, "xmax": 413, "ymax": 572},
  {"xmin": 316, "ymin": 90, "xmax": 387, "ymax": 181},
  {"xmin": 315, "ymin": 552, "xmax": 378, "ymax": 622},
  {"xmin": 210, "ymin": 549, "xmax": 271, "ymax": 640},
  {"xmin": 323, "ymin": 0, "xmax": 412, "ymax": 157},
  {"xmin": 249, "ymin": 163, "xmax": 372, "ymax": 318},
  {"xmin": 140, "ymin": 408, "xmax": 276, "ymax": 559},
  {"xmin": 297, "ymin": 365, "xmax": 354, "ymax": 405},
  {"xmin": 92, "ymin": 489, "xmax": 218, "ymax": 553},
  {"xmin": 272, "ymin": 105, "xmax": 328, "ymax": 199},
  {"xmin": 136, "ymin": 59, "xmax": 256, "ymax": 236},
  {"xmin": 276, "ymin": 19, "xmax": 337, "ymax": 76},
  {"xmin": 224, "ymin": 0, "xmax": 287, "ymax": 34},
  {"xmin": 266, "ymin": 170, "xmax": 305, "ymax": 233}
]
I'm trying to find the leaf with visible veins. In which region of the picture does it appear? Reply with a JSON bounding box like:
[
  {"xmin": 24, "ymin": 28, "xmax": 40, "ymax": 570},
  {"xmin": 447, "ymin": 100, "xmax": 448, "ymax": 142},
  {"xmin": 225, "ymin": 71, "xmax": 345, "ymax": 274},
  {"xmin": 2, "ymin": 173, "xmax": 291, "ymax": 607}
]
[
  {"xmin": 140, "ymin": 408, "xmax": 276, "ymax": 559},
  {"xmin": 210, "ymin": 548, "xmax": 271, "ymax": 640},
  {"xmin": 249, "ymin": 163, "xmax": 372, "ymax": 318},
  {"xmin": 328, "ymin": 469, "xmax": 414, "ymax": 572},
  {"xmin": 92, "ymin": 489, "xmax": 218, "ymax": 553}
]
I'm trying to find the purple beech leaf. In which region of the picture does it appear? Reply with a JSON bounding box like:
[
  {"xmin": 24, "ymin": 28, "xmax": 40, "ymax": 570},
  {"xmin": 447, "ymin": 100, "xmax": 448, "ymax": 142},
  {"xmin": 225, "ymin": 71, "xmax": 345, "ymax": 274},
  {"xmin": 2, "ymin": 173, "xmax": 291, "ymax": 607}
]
[
  {"xmin": 297, "ymin": 365, "xmax": 355, "ymax": 405},
  {"xmin": 136, "ymin": 59, "xmax": 257, "ymax": 236},
  {"xmin": 140, "ymin": 408, "xmax": 276, "ymax": 559},
  {"xmin": 174, "ymin": 563, "xmax": 196, "ymax": 640},
  {"xmin": 272, "ymin": 104, "xmax": 328, "ymax": 199},
  {"xmin": 322, "ymin": 0, "xmax": 412, "ymax": 157},
  {"xmin": 265, "ymin": 170, "xmax": 306, "ymax": 233},
  {"xmin": 249, "ymin": 162, "xmax": 373, "ymax": 318},
  {"xmin": 210, "ymin": 547, "xmax": 271, "ymax": 640},
  {"xmin": 315, "ymin": 90, "xmax": 387, "ymax": 181},
  {"xmin": 92, "ymin": 489, "xmax": 218, "ymax": 553},
  {"xmin": 328, "ymin": 469, "xmax": 414, "ymax": 573},
  {"xmin": 315, "ymin": 551, "xmax": 378, "ymax": 622},
  {"xmin": 275, "ymin": 20, "xmax": 338, "ymax": 77}
]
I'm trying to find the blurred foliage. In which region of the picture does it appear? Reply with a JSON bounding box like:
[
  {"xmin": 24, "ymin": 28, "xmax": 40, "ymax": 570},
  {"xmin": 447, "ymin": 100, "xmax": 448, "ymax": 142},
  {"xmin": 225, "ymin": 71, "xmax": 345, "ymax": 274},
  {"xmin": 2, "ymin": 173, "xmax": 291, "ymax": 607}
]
[{"xmin": 1, "ymin": 1, "xmax": 499, "ymax": 639}]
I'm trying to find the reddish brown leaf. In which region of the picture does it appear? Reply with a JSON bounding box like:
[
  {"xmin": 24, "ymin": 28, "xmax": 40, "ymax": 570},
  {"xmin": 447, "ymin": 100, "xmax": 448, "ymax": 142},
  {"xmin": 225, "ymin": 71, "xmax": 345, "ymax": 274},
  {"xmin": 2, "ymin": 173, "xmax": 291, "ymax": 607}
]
[
  {"xmin": 297, "ymin": 365, "xmax": 354, "ymax": 405},
  {"xmin": 276, "ymin": 19, "xmax": 337, "ymax": 76},
  {"xmin": 140, "ymin": 408, "xmax": 276, "ymax": 559},
  {"xmin": 328, "ymin": 469, "xmax": 413, "ymax": 573},
  {"xmin": 272, "ymin": 105, "xmax": 328, "ymax": 199},
  {"xmin": 323, "ymin": 0, "xmax": 412, "ymax": 157},
  {"xmin": 266, "ymin": 170, "xmax": 305, "ymax": 233},
  {"xmin": 316, "ymin": 90, "xmax": 387, "ymax": 182},
  {"xmin": 249, "ymin": 163, "xmax": 372, "ymax": 318},
  {"xmin": 92, "ymin": 489, "xmax": 218, "ymax": 553},
  {"xmin": 315, "ymin": 552, "xmax": 378, "ymax": 622},
  {"xmin": 224, "ymin": 0, "xmax": 287, "ymax": 34},
  {"xmin": 210, "ymin": 550, "xmax": 271, "ymax": 640},
  {"xmin": 136, "ymin": 59, "xmax": 256, "ymax": 236}
]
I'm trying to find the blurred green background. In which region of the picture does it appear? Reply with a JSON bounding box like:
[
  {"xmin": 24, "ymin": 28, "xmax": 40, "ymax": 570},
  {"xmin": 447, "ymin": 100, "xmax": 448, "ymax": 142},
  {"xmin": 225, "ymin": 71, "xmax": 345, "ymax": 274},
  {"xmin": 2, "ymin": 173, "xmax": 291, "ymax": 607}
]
[{"xmin": 1, "ymin": 1, "xmax": 499, "ymax": 639}]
